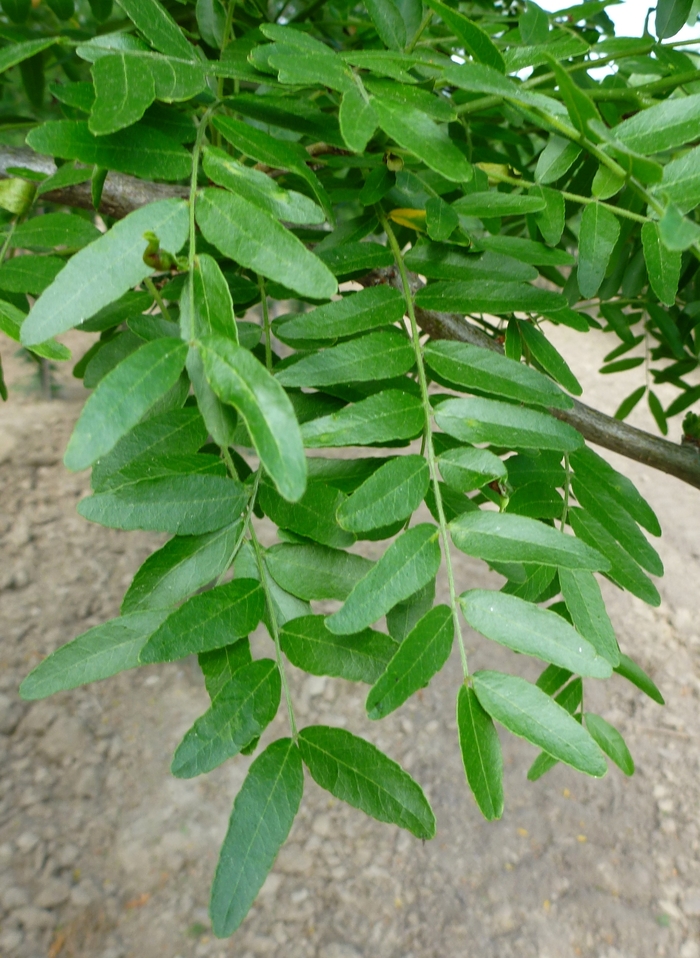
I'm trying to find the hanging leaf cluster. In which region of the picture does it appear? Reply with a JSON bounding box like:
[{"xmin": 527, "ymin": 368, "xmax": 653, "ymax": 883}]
[{"xmin": 2, "ymin": 0, "xmax": 695, "ymax": 938}]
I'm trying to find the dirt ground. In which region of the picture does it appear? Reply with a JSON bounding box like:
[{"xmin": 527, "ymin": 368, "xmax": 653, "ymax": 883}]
[{"xmin": 0, "ymin": 324, "xmax": 699, "ymax": 958}]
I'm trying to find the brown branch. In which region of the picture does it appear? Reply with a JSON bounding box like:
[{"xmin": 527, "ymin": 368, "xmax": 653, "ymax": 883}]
[{"xmin": 3, "ymin": 147, "xmax": 699, "ymax": 490}]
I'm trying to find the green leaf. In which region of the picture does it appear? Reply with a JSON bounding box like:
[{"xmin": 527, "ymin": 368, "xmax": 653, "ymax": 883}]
[
  {"xmin": 91, "ymin": 407, "xmax": 206, "ymax": 489},
  {"xmin": 577, "ymin": 203, "xmax": 621, "ymax": 299},
  {"xmin": 199, "ymin": 335, "xmax": 307, "ymax": 502},
  {"xmin": 435, "ymin": 397, "xmax": 583, "ymax": 452},
  {"xmin": 517, "ymin": 322, "xmax": 583, "ymax": 396},
  {"xmin": 140, "ymin": 578, "xmax": 265, "ymax": 663},
  {"xmin": 456, "ymin": 685, "xmax": 504, "ymax": 821},
  {"xmin": 536, "ymin": 663, "xmax": 572, "ymax": 696},
  {"xmin": 265, "ymin": 543, "xmax": 372, "ymax": 601},
  {"xmin": 0, "ymin": 300, "xmax": 70, "ymax": 362},
  {"xmin": 366, "ymin": 605, "xmax": 453, "ymax": 718},
  {"xmin": 301, "ymin": 389, "xmax": 424, "ymax": 448},
  {"xmin": 569, "ymin": 446, "xmax": 660, "ymax": 536},
  {"xmin": 210, "ymin": 738, "xmax": 303, "ymax": 937},
  {"xmin": 460, "ymin": 590, "xmax": 612, "ymax": 678},
  {"xmin": 202, "ymin": 146, "xmax": 324, "ymax": 226},
  {"xmin": 425, "ymin": 196, "xmax": 459, "ymax": 241},
  {"xmin": 405, "ymin": 243, "xmax": 538, "ymax": 282},
  {"xmin": 614, "ymin": 652, "xmax": 665, "ymax": 705},
  {"xmin": 535, "ymin": 136, "xmax": 581, "ymax": 184},
  {"xmin": 199, "ymin": 640, "xmax": 252, "ymax": 700},
  {"xmin": 212, "ymin": 115, "xmax": 333, "ymax": 223},
  {"xmin": 567, "ymin": 508, "xmax": 660, "ymax": 606},
  {"xmin": 526, "ymin": 678, "xmax": 583, "ymax": 780},
  {"xmin": 90, "ymin": 53, "xmax": 156, "ymax": 135},
  {"xmin": 614, "ymin": 385, "xmax": 646, "ymax": 421},
  {"xmin": 337, "ymin": 455, "xmax": 429, "ymax": 533},
  {"xmin": 259, "ymin": 480, "xmax": 354, "ymax": 549},
  {"xmin": 415, "ymin": 280, "xmax": 567, "ymax": 315},
  {"xmin": 298, "ymin": 725, "xmax": 435, "ymax": 838},
  {"xmin": 370, "ymin": 96, "xmax": 473, "ymax": 183},
  {"xmin": 276, "ymin": 330, "xmax": 414, "ymax": 389},
  {"xmin": 364, "ymin": 0, "xmax": 406, "ymax": 50},
  {"xmin": 280, "ymin": 615, "xmax": 397, "ymax": 684},
  {"xmin": 520, "ymin": 1, "xmax": 549, "ymax": 44},
  {"xmin": 0, "ymin": 257, "xmax": 64, "ymax": 295},
  {"xmin": 196, "ymin": 189, "xmax": 336, "ymax": 302},
  {"xmin": 26, "ymin": 120, "xmax": 191, "ymax": 181},
  {"xmin": 0, "ymin": 37, "xmax": 60, "ymax": 74},
  {"xmin": 438, "ymin": 447, "xmax": 506, "ymax": 492},
  {"xmin": 64, "ymin": 338, "xmax": 187, "ymax": 471},
  {"xmin": 118, "ymin": 0, "xmax": 195, "ymax": 59},
  {"xmin": 21, "ymin": 199, "xmax": 188, "ymax": 345},
  {"xmin": 452, "ymin": 192, "xmax": 545, "ymax": 217},
  {"xmin": 641, "ymin": 221, "xmax": 681, "ymax": 306},
  {"xmin": 424, "ymin": 0, "xmax": 505, "ymax": 71},
  {"xmin": 424, "ymin": 341, "xmax": 573, "ymax": 409},
  {"xmin": 339, "ymin": 85, "xmax": 378, "ymax": 153},
  {"xmin": 181, "ymin": 254, "xmax": 235, "ymax": 340},
  {"xmin": 0, "ymin": 1, "xmax": 29, "ymax": 25},
  {"xmin": 648, "ymin": 389, "xmax": 668, "ymax": 436},
  {"xmin": 88, "ymin": 0, "xmax": 113, "ymax": 20},
  {"xmin": 19, "ymin": 611, "xmax": 168, "ymax": 700},
  {"xmin": 172, "ymin": 659, "xmax": 280, "ymax": 778},
  {"xmin": 531, "ymin": 185, "xmax": 565, "ymax": 245},
  {"xmin": 547, "ymin": 56, "xmax": 601, "ymax": 138},
  {"xmin": 78, "ymin": 473, "xmax": 248, "ymax": 535},
  {"xmin": 614, "ymin": 94, "xmax": 700, "ymax": 155},
  {"xmin": 327, "ymin": 523, "xmax": 441, "ymax": 634},
  {"xmin": 584, "ymin": 713, "xmax": 634, "ymax": 775},
  {"xmin": 8, "ymin": 213, "xmax": 101, "ymax": 250},
  {"xmin": 196, "ymin": 0, "xmax": 226, "ymax": 47},
  {"xmin": 658, "ymin": 144, "xmax": 700, "ymax": 214},
  {"xmin": 471, "ymin": 234, "xmax": 574, "ymax": 267},
  {"xmin": 658, "ymin": 203, "xmax": 700, "ymax": 251},
  {"xmin": 122, "ymin": 521, "xmax": 242, "ymax": 613},
  {"xmin": 473, "ymin": 671, "xmax": 607, "ymax": 777},
  {"xmin": 592, "ymin": 165, "xmax": 625, "ymax": 200},
  {"xmin": 274, "ymin": 286, "xmax": 405, "ymax": 346},
  {"xmin": 559, "ymin": 568, "xmax": 620, "ymax": 667},
  {"xmin": 450, "ymin": 510, "xmax": 609, "ymax": 571}
]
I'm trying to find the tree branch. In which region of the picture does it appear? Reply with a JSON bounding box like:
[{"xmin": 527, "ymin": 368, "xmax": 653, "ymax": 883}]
[{"xmin": 3, "ymin": 146, "xmax": 699, "ymax": 491}]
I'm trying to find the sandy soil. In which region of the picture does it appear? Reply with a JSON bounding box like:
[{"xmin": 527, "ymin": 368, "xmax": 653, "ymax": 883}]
[{"xmin": 0, "ymin": 325, "xmax": 699, "ymax": 958}]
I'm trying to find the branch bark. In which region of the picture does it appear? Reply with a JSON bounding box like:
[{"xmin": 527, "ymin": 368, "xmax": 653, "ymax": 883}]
[{"xmin": 3, "ymin": 146, "xmax": 699, "ymax": 490}]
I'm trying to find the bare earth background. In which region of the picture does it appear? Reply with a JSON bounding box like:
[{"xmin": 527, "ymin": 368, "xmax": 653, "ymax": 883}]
[{"xmin": 0, "ymin": 324, "xmax": 699, "ymax": 958}]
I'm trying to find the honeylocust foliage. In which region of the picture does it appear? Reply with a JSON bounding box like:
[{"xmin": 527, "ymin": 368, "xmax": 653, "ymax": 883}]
[{"xmin": 3, "ymin": 0, "xmax": 697, "ymax": 938}]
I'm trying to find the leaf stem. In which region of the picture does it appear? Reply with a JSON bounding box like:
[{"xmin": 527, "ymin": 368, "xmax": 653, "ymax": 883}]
[
  {"xmin": 257, "ymin": 273, "xmax": 272, "ymax": 369},
  {"xmin": 560, "ymin": 452, "xmax": 570, "ymax": 532},
  {"xmin": 188, "ymin": 105, "xmax": 218, "ymax": 274},
  {"xmin": 144, "ymin": 277, "xmax": 173, "ymax": 323},
  {"xmin": 379, "ymin": 209, "xmax": 469, "ymax": 681},
  {"xmin": 250, "ymin": 525, "xmax": 298, "ymax": 739}
]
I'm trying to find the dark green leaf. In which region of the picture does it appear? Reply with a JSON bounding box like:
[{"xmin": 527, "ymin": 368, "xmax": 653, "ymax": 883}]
[
  {"xmin": 517, "ymin": 322, "xmax": 583, "ymax": 396},
  {"xmin": 118, "ymin": 0, "xmax": 195, "ymax": 59},
  {"xmin": 424, "ymin": 0, "xmax": 505, "ymax": 72},
  {"xmin": 265, "ymin": 543, "xmax": 372, "ymax": 601},
  {"xmin": 559, "ymin": 568, "xmax": 620, "ymax": 667},
  {"xmin": 461, "ymin": 589, "xmax": 612, "ymax": 678},
  {"xmin": 327, "ymin": 524, "xmax": 441, "ymax": 634},
  {"xmin": 569, "ymin": 446, "xmax": 661, "ymax": 536},
  {"xmin": 196, "ymin": 189, "xmax": 336, "ymax": 301},
  {"xmin": 210, "ymin": 738, "xmax": 303, "ymax": 937},
  {"xmin": 274, "ymin": 286, "xmax": 405, "ymax": 346},
  {"xmin": 276, "ymin": 330, "xmax": 414, "ymax": 388},
  {"xmin": 26, "ymin": 120, "xmax": 191, "ymax": 181},
  {"xmin": 259, "ymin": 480, "xmax": 354, "ymax": 549},
  {"xmin": 364, "ymin": 0, "xmax": 406, "ymax": 50},
  {"xmin": 0, "ymin": 257, "xmax": 64, "ymax": 295},
  {"xmin": 577, "ymin": 203, "xmax": 620, "ymax": 299},
  {"xmin": 386, "ymin": 578, "xmax": 436, "ymax": 642},
  {"xmin": 64, "ymin": 338, "xmax": 187, "ymax": 471},
  {"xmin": 0, "ymin": 37, "xmax": 59, "ymax": 72},
  {"xmin": 535, "ymin": 136, "xmax": 582, "ymax": 184},
  {"xmin": 415, "ymin": 280, "xmax": 567, "ymax": 315},
  {"xmin": 438, "ymin": 447, "xmax": 506, "ymax": 492},
  {"xmin": 367, "ymin": 605, "xmax": 453, "ymax": 718},
  {"xmin": 450, "ymin": 510, "xmax": 609, "ymax": 570},
  {"xmin": 199, "ymin": 640, "xmax": 252, "ymax": 700},
  {"xmin": 0, "ymin": 300, "xmax": 70, "ymax": 362},
  {"xmin": 280, "ymin": 615, "xmax": 397, "ymax": 684},
  {"xmin": 614, "ymin": 652, "xmax": 665, "ymax": 705},
  {"xmin": 78, "ymin": 473, "xmax": 248, "ymax": 535},
  {"xmin": 200, "ymin": 335, "xmax": 307, "ymax": 502},
  {"xmin": 172, "ymin": 659, "xmax": 280, "ymax": 777},
  {"xmin": 473, "ymin": 671, "xmax": 607, "ymax": 777},
  {"xmin": 584, "ymin": 713, "xmax": 634, "ymax": 775},
  {"xmin": 19, "ymin": 612, "xmax": 167, "ymax": 700},
  {"xmin": 298, "ymin": 725, "xmax": 436, "ymax": 838},
  {"xmin": 140, "ymin": 578, "xmax": 265, "ymax": 663},
  {"xmin": 452, "ymin": 192, "xmax": 545, "ymax": 217},
  {"xmin": 8, "ymin": 213, "xmax": 100, "ymax": 250},
  {"xmin": 90, "ymin": 53, "xmax": 156, "ymax": 135},
  {"xmin": 337, "ymin": 455, "xmax": 429, "ymax": 533},
  {"xmin": 122, "ymin": 522, "xmax": 242, "ymax": 613},
  {"xmin": 301, "ymin": 389, "xmax": 424, "ymax": 448},
  {"xmin": 424, "ymin": 340, "xmax": 573, "ymax": 409},
  {"xmin": 457, "ymin": 685, "xmax": 503, "ymax": 821},
  {"xmin": 641, "ymin": 221, "xmax": 681, "ymax": 306},
  {"xmin": 339, "ymin": 85, "xmax": 378, "ymax": 153}
]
